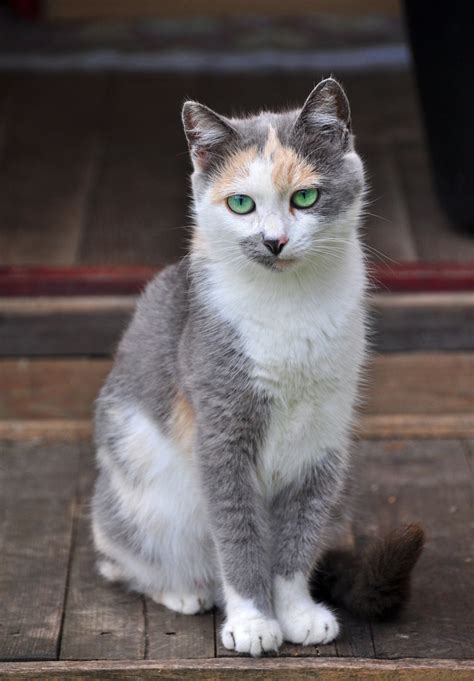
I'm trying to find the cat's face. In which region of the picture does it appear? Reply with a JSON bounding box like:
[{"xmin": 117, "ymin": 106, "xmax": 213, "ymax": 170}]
[{"xmin": 183, "ymin": 79, "xmax": 364, "ymax": 272}]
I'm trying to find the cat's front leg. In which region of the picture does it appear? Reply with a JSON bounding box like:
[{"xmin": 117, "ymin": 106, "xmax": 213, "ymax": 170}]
[
  {"xmin": 271, "ymin": 450, "xmax": 348, "ymax": 646},
  {"xmin": 195, "ymin": 406, "xmax": 282, "ymax": 656}
]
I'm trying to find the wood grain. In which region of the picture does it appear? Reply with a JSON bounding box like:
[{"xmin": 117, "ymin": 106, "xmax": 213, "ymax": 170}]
[
  {"xmin": 1, "ymin": 293, "xmax": 472, "ymax": 356},
  {"xmin": 365, "ymin": 353, "xmax": 474, "ymax": 416},
  {"xmin": 0, "ymin": 358, "xmax": 110, "ymax": 420},
  {"xmin": 2, "ymin": 353, "xmax": 473, "ymax": 421},
  {"xmin": 1, "ymin": 657, "xmax": 473, "ymax": 680},
  {"xmin": 60, "ymin": 452, "xmax": 146, "ymax": 661},
  {"xmin": 146, "ymin": 603, "xmax": 215, "ymax": 659},
  {"xmin": 0, "ymin": 442, "xmax": 80, "ymax": 660},
  {"xmin": 357, "ymin": 439, "xmax": 474, "ymax": 660}
]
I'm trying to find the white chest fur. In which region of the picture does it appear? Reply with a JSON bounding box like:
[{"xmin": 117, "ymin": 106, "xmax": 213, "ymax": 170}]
[{"xmin": 198, "ymin": 236, "xmax": 367, "ymax": 489}]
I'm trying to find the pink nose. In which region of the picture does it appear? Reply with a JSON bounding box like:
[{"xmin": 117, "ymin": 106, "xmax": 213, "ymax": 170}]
[{"xmin": 263, "ymin": 235, "xmax": 288, "ymax": 256}]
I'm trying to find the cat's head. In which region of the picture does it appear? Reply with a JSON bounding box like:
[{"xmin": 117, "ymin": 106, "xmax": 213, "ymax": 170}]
[{"xmin": 182, "ymin": 78, "xmax": 364, "ymax": 272}]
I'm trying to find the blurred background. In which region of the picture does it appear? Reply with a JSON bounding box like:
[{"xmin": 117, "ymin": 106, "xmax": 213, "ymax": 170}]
[{"xmin": 0, "ymin": 0, "xmax": 473, "ymax": 268}]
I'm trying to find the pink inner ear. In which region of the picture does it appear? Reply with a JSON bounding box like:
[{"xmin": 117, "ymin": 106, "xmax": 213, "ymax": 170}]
[{"xmin": 194, "ymin": 146, "xmax": 210, "ymax": 169}]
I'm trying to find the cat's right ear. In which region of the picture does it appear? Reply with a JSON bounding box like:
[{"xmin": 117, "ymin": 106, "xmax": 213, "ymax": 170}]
[{"xmin": 182, "ymin": 101, "xmax": 236, "ymax": 171}]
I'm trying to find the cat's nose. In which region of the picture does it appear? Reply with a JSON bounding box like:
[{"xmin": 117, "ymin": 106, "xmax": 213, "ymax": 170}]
[{"xmin": 263, "ymin": 236, "xmax": 288, "ymax": 256}]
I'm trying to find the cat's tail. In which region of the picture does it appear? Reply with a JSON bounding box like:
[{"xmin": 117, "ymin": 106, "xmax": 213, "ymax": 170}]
[{"xmin": 310, "ymin": 524, "xmax": 425, "ymax": 620}]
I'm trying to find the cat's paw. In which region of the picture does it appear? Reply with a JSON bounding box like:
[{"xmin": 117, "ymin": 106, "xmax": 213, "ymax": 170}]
[
  {"xmin": 278, "ymin": 601, "xmax": 339, "ymax": 645},
  {"xmin": 158, "ymin": 587, "xmax": 215, "ymax": 615},
  {"xmin": 221, "ymin": 615, "xmax": 282, "ymax": 656}
]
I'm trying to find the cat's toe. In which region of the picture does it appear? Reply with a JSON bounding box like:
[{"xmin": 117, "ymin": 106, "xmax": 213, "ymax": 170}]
[
  {"xmin": 221, "ymin": 615, "xmax": 282, "ymax": 656},
  {"xmin": 279, "ymin": 602, "xmax": 339, "ymax": 646}
]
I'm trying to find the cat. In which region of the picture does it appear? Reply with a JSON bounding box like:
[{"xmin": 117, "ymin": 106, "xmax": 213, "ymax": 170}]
[{"xmin": 91, "ymin": 78, "xmax": 424, "ymax": 656}]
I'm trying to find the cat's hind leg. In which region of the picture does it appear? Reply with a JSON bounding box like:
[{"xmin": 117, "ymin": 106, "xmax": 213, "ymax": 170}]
[{"xmin": 92, "ymin": 402, "xmax": 217, "ymax": 614}]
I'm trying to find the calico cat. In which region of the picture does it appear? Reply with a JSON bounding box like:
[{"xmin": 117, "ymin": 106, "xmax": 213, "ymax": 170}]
[{"xmin": 92, "ymin": 78, "xmax": 424, "ymax": 656}]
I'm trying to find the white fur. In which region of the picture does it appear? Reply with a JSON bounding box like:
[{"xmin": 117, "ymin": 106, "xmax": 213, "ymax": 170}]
[
  {"xmin": 193, "ymin": 145, "xmax": 366, "ymax": 489},
  {"xmin": 274, "ymin": 572, "xmax": 339, "ymax": 644},
  {"xmin": 93, "ymin": 406, "xmax": 216, "ymax": 609},
  {"xmin": 195, "ymin": 228, "xmax": 366, "ymax": 491},
  {"xmin": 221, "ymin": 583, "xmax": 283, "ymax": 655}
]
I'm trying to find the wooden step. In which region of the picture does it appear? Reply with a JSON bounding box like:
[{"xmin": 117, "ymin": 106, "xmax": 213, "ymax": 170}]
[
  {"xmin": 1, "ymin": 353, "xmax": 473, "ymax": 439},
  {"xmin": 1, "ymin": 657, "xmax": 474, "ymax": 679},
  {"xmin": 0, "ymin": 292, "xmax": 473, "ymax": 356},
  {"xmin": 0, "ymin": 438, "xmax": 472, "ymax": 677}
]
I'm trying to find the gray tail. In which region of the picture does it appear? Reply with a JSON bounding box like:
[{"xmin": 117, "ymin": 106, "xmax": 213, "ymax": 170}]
[{"xmin": 310, "ymin": 524, "xmax": 425, "ymax": 620}]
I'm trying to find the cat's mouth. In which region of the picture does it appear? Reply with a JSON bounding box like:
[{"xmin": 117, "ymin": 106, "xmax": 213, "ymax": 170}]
[
  {"xmin": 271, "ymin": 258, "xmax": 298, "ymax": 272},
  {"xmin": 239, "ymin": 236, "xmax": 299, "ymax": 271},
  {"xmin": 246, "ymin": 251, "xmax": 299, "ymax": 272}
]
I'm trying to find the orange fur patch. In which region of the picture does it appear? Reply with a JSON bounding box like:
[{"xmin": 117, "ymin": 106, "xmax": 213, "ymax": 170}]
[
  {"xmin": 210, "ymin": 146, "xmax": 258, "ymax": 203},
  {"xmin": 264, "ymin": 126, "xmax": 320, "ymax": 193},
  {"xmin": 170, "ymin": 392, "xmax": 195, "ymax": 456},
  {"xmin": 210, "ymin": 126, "xmax": 319, "ymax": 202}
]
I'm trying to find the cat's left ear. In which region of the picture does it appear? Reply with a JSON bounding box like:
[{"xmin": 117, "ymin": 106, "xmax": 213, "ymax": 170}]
[
  {"xmin": 182, "ymin": 101, "xmax": 236, "ymax": 171},
  {"xmin": 295, "ymin": 78, "xmax": 352, "ymax": 144}
]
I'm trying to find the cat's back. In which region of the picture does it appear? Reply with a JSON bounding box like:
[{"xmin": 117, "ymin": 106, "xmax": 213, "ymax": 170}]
[{"xmin": 97, "ymin": 259, "xmax": 190, "ymax": 421}]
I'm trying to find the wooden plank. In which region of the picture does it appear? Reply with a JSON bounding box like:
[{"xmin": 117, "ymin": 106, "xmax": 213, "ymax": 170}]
[
  {"xmin": 1, "ymin": 656, "xmax": 474, "ymax": 680},
  {"xmin": 0, "ymin": 301, "xmax": 133, "ymax": 356},
  {"xmin": 396, "ymin": 142, "xmax": 474, "ymax": 262},
  {"xmin": 0, "ymin": 358, "xmax": 109, "ymax": 420},
  {"xmin": 358, "ymin": 439, "xmax": 474, "ymax": 659},
  {"xmin": 372, "ymin": 293, "xmax": 474, "ymax": 352},
  {"xmin": 0, "ymin": 75, "xmax": 106, "ymax": 266},
  {"xmin": 0, "ymin": 442, "xmax": 80, "ymax": 660},
  {"xmin": 3, "ymin": 412, "xmax": 474, "ymax": 443},
  {"xmin": 79, "ymin": 75, "xmax": 191, "ymax": 266},
  {"xmin": 2, "ymin": 352, "xmax": 474, "ymax": 440},
  {"xmin": 357, "ymin": 414, "xmax": 474, "ymax": 440},
  {"xmin": 145, "ymin": 603, "xmax": 215, "ymax": 659},
  {"xmin": 335, "ymin": 612, "xmax": 375, "ymax": 658},
  {"xmin": 60, "ymin": 451, "xmax": 146, "ymax": 661},
  {"xmin": 0, "ymin": 419, "xmax": 91, "ymax": 443},
  {"xmin": 366, "ymin": 353, "xmax": 474, "ymax": 416},
  {"xmin": 1, "ymin": 292, "xmax": 473, "ymax": 356}
]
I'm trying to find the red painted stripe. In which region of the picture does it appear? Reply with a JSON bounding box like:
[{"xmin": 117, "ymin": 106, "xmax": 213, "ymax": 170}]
[{"xmin": 0, "ymin": 263, "xmax": 473, "ymax": 297}]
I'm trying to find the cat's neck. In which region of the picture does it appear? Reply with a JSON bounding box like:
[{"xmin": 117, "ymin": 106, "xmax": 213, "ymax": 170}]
[{"xmin": 191, "ymin": 231, "xmax": 366, "ymax": 324}]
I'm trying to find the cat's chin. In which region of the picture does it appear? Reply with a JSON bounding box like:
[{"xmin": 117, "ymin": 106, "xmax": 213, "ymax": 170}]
[
  {"xmin": 246, "ymin": 254, "xmax": 300, "ymax": 273},
  {"xmin": 271, "ymin": 258, "xmax": 299, "ymax": 272}
]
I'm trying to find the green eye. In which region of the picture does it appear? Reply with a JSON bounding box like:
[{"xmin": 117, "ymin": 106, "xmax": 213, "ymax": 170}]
[
  {"xmin": 227, "ymin": 194, "xmax": 255, "ymax": 215},
  {"xmin": 291, "ymin": 188, "xmax": 319, "ymax": 209}
]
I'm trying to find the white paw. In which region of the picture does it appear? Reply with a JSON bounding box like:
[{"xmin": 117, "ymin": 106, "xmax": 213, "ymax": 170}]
[
  {"xmin": 221, "ymin": 615, "xmax": 283, "ymax": 656},
  {"xmin": 278, "ymin": 601, "xmax": 339, "ymax": 645},
  {"xmin": 158, "ymin": 588, "xmax": 214, "ymax": 615}
]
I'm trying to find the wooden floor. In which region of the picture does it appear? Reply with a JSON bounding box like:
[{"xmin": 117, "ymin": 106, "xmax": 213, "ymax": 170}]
[
  {"xmin": 0, "ymin": 70, "xmax": 474, "ymax": 267},
  {"xmin": 1, "ymin": 349, "xmax": 473, "ymax": 678},
  {"xmin": 1, "ymin": 64, "xmax": 474, "ymax": 680},
  {"xmin": 1, "ymin": 436, "xmax": 473, "ymax": 678}
]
